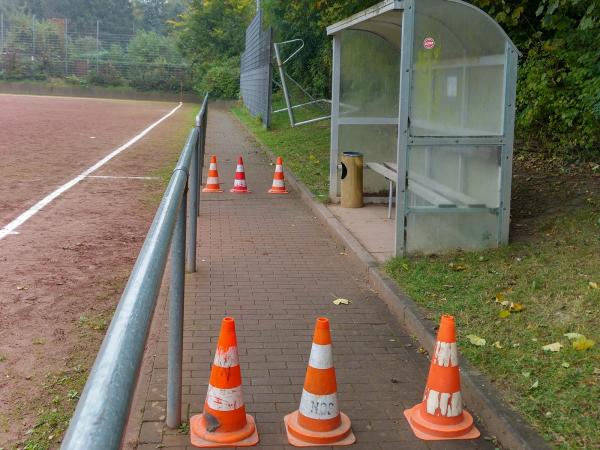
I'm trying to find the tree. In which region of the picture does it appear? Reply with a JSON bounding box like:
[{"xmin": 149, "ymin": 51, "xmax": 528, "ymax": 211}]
[{"xmin": 172, "ymin": 0, "xmax": 254, "ymax": 97}]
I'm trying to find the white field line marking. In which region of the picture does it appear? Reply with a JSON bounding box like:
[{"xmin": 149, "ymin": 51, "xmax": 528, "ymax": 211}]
[
  {"xmin": 0, "ymin": 102, "xmax": 182, "ymax": 241},
  {"xmin": 86, "ymin": 175, "xmax": 160, "ymax": 180}
]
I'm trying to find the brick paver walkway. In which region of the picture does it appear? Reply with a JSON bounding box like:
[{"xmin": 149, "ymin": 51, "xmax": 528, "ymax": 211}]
[{"xmin": 135, "ymin": 105, "xmax": 495, "ymax": 450}]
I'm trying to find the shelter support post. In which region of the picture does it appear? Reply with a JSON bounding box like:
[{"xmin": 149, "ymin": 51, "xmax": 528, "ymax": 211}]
[
  {"xmin": 329, "ymin": 35, "xmax": 341, "ymax": 201},
  {"xmin": 394, "ymin": 0, "xmax": 415, "ymax": 257}
]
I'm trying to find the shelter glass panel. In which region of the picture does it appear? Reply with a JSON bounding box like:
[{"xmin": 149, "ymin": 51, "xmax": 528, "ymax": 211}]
[
  {"xmin": 339, "ymin": 24, "xmax": 401, "ymax": 119},
  {"xmin": 408, "ymin": 145, "xmax": 501, "ymax": 208},
  {"xmin": 339, "ymin": 124, "xmax": 397, "ymax": 195},
  {"xmin": 406, "ymin": 211, "xmax": 499, "ymax": 254},
  {"xmin": 411, "ymin": 0, "xmax": 508, "ymax": 136}
]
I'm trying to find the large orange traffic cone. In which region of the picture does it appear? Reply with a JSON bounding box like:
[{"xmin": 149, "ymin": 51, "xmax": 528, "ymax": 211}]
[
  {"xmin": 284, "ymin": 317, "xmax": 355, "ymax": 447},
  {"xmin": 404, "ymin": 315, "xmax": 480, "ymax": 440},
  {"xmin": 268, "ymin": 156, "xmax": 289, "ymax": 194},
  {"xmin": 202, "ymin": 155, "xmax": 223, "ymax": 193},
  {"xmin": 190, "ymin": 317, "xmax": 258, "ymax": 447},
  {"xmin": 230, "ymin": 156, "xmax": 250, "ymax": 193}
]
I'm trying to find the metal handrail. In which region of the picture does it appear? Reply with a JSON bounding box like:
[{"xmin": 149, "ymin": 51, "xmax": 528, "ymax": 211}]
[{"xmin": 61, "ymin": 93, "xmax": 209, "ymax": 450}]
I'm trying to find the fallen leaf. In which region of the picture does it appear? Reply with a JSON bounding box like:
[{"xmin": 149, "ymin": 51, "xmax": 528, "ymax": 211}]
[
  {"xmin": 498, "ymin": 310, "xmax": 511, "ymax": 319},
  {"xmin": 492, "ymin": 341, "xmax": 503, "ymax": 349},
  {"xmin": 542, "ymin": 342, "xmax": 563, "ymax": 352},
  {"xmin": 564, "ymin": 332, "xmax": 585, "ymax": 340},
  {"xmin": 530, "ymin": 380, "xmax": 539, "ymax": 389},
  {"xmin": 449, "ymin": 262, "xmax": 466, "ymax": 271},
  {"xmin": 589, "ymin": 282, "xmax": 599, "ymax": 289},
  {"xmin": 572, "ymin": 337, "xmax": 595, "ymax": 351},
  {"xmin": 16, "ymin": 286, "xmax": 27, "ymax": 291},
  {"xmin": 522, "ymin": 371, "xmax": 531, "ymax": 378},
  {"xmin": 495, "ymin": 293, "xmax": 505, "ymax": 303},
  {"xmin": 509, "ymin": 302, "xmax": 525, "ymax": 312},
  {"xmin": 561, "ymin": 362, "xmax": 570, "ymax": 368},
  {"xmin": 466, "ymin": 334, "xmax": 486, "ymax": 346},
  {"xmin": 401, "ymin": 262, "xmax": 409, "ymax": 271},
  {"xmin": 333, "ymin": 298, "xmax": 351, "ymax": 305}
]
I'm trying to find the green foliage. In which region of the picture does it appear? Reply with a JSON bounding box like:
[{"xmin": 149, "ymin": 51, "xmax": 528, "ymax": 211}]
[
  {"xmin": 472, "ymin": 0, "xmax": 600, "ymax": 156},
  {"xmin": 198, "ymin": 56, "xmax": 240, "ymax": 98},
  {"xmin": 126, "ymin": 30, "xmax": 187, "ymax": 90},
  {"xmin": 173, "ymin": 0, "xmax": 254, "ymax": 97}
]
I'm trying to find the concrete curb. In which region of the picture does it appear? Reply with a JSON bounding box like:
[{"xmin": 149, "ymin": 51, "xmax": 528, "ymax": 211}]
[{"xmin": 232, "ymin": 111, "xmax": 551, "ymax": 450}]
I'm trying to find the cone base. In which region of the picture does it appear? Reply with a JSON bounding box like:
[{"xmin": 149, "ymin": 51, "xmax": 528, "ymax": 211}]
[
  {"xmin": 403, "ymin": 404, "xmax": 480, "ymax": 441},
  {"xmin": 284, "ymin": 411, "xmax": 355, "ymax": 447},
  {"xmin": 202, "ymin": 187, "xmax": 223, "ymax": 193},
  {"xmin": 230, "ymin": 188, "xmax": 250, "ymax": 193},
  {"xmin": 268, "ymin": 188, "xmax": 289, "ymax": 194},
  {"xmin": 189, "ymin": 413, "xmax": 259, "ymax": 448}
]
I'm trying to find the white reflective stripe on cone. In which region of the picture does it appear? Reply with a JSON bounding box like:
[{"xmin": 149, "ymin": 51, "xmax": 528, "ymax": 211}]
[
  {"xmin": 206, "ymin": 177, "xmax": 219, "ymax": 184},
  {"xmin": 213, "ymin": 346, "xmax": 239, "ymax": 368},
  {"xmin": 432, "ymin": 342, "xmax": 458, "ymax": 368},
  {"xmin": 209, "ymin": 163, "xmax": 217, "ymax": 170},
  {"xmin": 236, "ymin": 165, "xmax": 244, "ymax": 172},
  {"xmin": 271, "ymin": 179, "xmax": 285, "ymax": 188},
  {"xmin": 298, "ymin": 390, "xmax": 339, "ymax": 420},
  {"xmin": 275, "ymin": 165, "xmax": 283, "ymax": 173},
  {"xmin": 308, "ymin": 343, "xmax": 333, "ymax": 369},
  {"xmin": 425, "ymin": 389, "xmax": 462, "ymax": 417},
  {"xmin": 206, "ymin": 384, "xmax": 244, "ymax": 411},
  {"xmin": 234, "ymin": 180, "xmax": 246, "ymax": 187}
]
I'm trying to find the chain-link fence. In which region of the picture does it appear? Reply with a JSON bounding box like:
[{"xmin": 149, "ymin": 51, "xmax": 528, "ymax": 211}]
[{"xmin": 0, "ymin": 14, "xmax": 190, "ymax": 91}]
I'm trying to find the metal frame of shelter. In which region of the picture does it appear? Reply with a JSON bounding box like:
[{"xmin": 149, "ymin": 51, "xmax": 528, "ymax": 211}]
[{"xmin": 327, "ymin": 0, "xmax": 519, "ymax": 256}]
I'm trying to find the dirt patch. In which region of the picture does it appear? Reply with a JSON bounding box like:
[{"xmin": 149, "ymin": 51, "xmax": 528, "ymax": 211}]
[
  {"xmin": 510, "ymin": 152, "xmax": 600, "ymax": 241},
  {"xmin": 0, "ymin": 94, "xmax": 196, "ymax": 447}
]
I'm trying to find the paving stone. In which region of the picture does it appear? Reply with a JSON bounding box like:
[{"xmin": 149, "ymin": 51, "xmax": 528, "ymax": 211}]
[{"xmin": 133, "ymin": 106, "xmax": 494, "ymax": 449}]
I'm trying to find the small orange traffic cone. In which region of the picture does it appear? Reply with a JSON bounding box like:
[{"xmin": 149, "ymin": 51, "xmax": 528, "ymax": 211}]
[
  {"xmin": 202, "ymin": 155, "xmax": 223, "ymax": 193},
  {"xmin": 284, "ymin": 317, "xmax": 355, "ymax": 447},
  {"xmin": 268, "ymin": 156, "xmax": 289, "ymax": 194},
  {"xmin": 230, "ymin": 156, "xmax": 250, "ymax": 193},
  {"xmin": 190, "ymin": 317, "xmax": 258, "ymax": 447},
  {"xmin": 404, "ymin": 315, "xmax": 480, "ymax": 441}
]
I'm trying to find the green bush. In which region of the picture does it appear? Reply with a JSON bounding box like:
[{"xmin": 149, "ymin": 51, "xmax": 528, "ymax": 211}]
[{"xmin": 197, "ymin": 57, "xmax": 240, "ymax": 99}]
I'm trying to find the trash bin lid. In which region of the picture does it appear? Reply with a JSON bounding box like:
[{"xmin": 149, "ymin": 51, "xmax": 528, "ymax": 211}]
[{"xmin": 342, "ymin": 151, "xmax": 363, "ymax": 157}]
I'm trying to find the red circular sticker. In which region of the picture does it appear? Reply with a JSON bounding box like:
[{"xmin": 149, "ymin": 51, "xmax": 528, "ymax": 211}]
[{"xmin": 423, "ymin": 37, "xmax": 435, "ymax": 49}]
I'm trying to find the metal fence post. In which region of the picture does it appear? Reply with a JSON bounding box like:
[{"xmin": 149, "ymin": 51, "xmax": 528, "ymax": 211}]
[
  {"xmin": 186, "ymin": 133, "xmax": 198, "ymax": 273},
  {"xmin": 167, "ymin": 185, "xmax": 187, "ymax": 429},
  {"xmin": 64, "ymin": 20, "xmax": 68, "ymax": 76},
  {"xmin": 95, "ymin": 20, "xmax": 99, "ymax": 73}
]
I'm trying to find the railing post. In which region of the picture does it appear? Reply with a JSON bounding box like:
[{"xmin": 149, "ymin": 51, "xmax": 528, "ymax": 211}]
[
  {"xmin": 167, "ymin": 185, "xmax": 187, "ymax": 428},
  {"xmin": 186, "ymin": 130, "xmax": 198, "ymax": 273}
]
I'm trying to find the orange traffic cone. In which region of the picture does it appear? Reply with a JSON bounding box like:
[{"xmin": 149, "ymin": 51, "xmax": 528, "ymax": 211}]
[
  {"xmin": 203, "ymin": 155, "xmax": 223, "ymax": 193},
  {"xmin": 190, "ymin": 317, "xmax": 258, "ymax": 447},
  {"xmin": 268, "ymin": 156, "xmax": 289, "ymax": 194},
  {"xmin": 284, "ymin": 317, "xmax": 355, "ymax": 447},
  {"xmin": 230, "ymin": 156, "xmax": 250, "ymax": 193},
  {"xmin": 404, "ymin": 315, "xmax": 480, "ymax": 441}
]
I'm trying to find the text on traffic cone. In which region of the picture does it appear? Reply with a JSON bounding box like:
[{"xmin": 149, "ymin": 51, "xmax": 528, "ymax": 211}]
[
  {"xmin": 190, "ymin": 317, "xmax": 258, "ymax": 447},
  {"xmin": 230, "ymin": 156, "xmax": 250, "ymax": 193},
  {"xmin": 403, "ymin": 314, "xmax": 480, "ymax": 441},
  {"xmin": 284, "ymin": 317, "xmax": 355, "ymax": 447}
]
